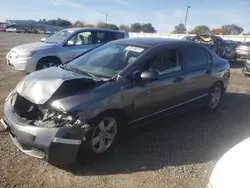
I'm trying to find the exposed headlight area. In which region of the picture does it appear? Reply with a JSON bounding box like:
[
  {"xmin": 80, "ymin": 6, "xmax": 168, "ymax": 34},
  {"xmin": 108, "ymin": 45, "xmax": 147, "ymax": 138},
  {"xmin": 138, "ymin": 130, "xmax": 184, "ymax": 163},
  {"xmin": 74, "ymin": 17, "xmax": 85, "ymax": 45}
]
[
  {"xmin": 5, "ymin": 88, "xmax": 16, "ymax": 102},
  {"xmin": 33, "ymin": 107, "xmax": 81, "ymax": 128},
  {"xmin": 9, "ymin": 92, "xmax": 82, "ymax": 128}
]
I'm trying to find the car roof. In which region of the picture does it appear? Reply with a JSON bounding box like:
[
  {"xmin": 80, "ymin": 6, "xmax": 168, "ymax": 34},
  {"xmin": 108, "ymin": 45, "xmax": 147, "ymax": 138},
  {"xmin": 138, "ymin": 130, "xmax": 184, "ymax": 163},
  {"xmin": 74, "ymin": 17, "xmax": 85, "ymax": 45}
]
[
  {"xmin": 111, "ymin": 37, "xmax": 192, "ymax": 47},
  {"xmin": 65, "ymin": 27, "xmax": 127, "ymax": 33}
]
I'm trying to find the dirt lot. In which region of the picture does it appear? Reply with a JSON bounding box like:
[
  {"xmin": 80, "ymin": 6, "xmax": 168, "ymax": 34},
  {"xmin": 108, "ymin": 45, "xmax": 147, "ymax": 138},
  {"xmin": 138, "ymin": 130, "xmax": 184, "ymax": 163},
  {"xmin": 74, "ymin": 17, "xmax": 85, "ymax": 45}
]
[{"xmin": 0, "ymin": 32, "xmax": 250, "ymax": 188}]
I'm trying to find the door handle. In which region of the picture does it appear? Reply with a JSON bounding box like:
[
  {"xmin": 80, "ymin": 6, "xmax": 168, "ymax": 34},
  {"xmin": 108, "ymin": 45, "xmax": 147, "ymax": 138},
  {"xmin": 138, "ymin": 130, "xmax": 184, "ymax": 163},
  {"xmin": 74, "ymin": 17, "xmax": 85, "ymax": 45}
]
[
  {"xmin": 205, "ymin": 70, "xmax": 212, "ymax": 75},
  {"xmin": 173, "ymin": 77, "xmax": 185, "ymax": 83}
]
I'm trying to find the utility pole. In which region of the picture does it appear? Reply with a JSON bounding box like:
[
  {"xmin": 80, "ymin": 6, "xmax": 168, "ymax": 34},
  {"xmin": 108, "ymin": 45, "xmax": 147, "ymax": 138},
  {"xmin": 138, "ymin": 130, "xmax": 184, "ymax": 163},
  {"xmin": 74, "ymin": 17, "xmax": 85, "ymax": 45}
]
[
  {"xmin": 106, "ymin": 14, "xmax": 108, "ymax": 24},
  {"xmin": 184, "ymin": 6, "xmax": 191, "ymax": 33}
]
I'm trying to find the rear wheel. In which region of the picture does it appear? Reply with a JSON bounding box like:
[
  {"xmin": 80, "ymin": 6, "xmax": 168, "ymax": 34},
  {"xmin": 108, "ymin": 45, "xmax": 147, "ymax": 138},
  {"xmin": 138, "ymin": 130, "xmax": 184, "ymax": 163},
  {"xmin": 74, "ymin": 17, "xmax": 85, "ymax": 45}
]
[
  {"xmin": 205, "ymin": 82, "xmax": 224, "ymax": 112},
  {"xmin": 36, "ymin": 57, "xmax": 61, "ymax": 70}
]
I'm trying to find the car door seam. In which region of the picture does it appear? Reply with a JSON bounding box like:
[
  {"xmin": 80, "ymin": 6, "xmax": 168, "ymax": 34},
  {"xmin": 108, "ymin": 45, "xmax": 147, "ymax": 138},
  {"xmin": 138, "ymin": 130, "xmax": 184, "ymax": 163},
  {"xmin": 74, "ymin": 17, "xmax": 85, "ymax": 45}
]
[{"xmin": 128, "ymin": 93, "xmax": 208, "ymax": 124}]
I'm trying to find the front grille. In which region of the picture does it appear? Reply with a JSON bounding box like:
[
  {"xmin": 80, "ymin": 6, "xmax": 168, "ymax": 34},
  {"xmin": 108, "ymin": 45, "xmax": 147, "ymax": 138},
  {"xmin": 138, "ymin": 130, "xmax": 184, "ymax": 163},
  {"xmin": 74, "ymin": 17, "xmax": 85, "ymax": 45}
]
[{"xmin": 11, "ymin": 93, "xmax": 40, "ymax": 120}]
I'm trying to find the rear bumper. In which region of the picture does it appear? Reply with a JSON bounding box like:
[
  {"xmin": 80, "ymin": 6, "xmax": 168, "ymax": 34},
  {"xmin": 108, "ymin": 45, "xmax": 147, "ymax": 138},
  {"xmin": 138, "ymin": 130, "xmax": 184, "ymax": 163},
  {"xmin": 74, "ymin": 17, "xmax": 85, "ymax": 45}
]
[
  {"xmin": 1, "ymin": 100, "xmax": 88, "ymax": 165},
  {"xmin": 236, "ymin": 50, "xmax": 250, "ymax": 58}
]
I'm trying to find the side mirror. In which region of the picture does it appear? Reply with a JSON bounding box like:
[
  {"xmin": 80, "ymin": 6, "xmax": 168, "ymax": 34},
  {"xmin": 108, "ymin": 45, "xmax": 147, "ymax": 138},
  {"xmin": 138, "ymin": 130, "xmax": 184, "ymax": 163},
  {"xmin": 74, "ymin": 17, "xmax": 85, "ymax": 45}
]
[
  {"xmin": 140, "ymin": 70, "xmax": 158, "ymax": 81},
  {"xmin": 133, "ymin": 70, "xmax": 158, "ymax": 86},
  {"xmin": 41, "ymin": 38, "xmax": 46, "ymax": 42},
  {"xmin": 66, "ymin": 40, "xmax": 74, "ymax": 46}
]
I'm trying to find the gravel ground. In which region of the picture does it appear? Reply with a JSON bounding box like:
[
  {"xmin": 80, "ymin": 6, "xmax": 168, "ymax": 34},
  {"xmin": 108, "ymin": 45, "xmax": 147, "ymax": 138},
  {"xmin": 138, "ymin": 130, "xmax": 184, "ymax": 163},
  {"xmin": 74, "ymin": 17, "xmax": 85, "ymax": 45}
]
[{"xmin": 1, "ymin": 32, "xmax": 250, "ymax": 188}]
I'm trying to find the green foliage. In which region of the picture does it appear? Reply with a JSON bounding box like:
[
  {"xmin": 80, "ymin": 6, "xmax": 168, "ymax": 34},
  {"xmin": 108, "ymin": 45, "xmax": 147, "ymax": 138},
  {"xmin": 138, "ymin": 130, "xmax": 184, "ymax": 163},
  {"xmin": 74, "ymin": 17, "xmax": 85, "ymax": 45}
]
[
  {"xmin": 221, "ymin": 24, "xmax": 244, "ymax": 35},
  {"xmin": 171, "ymin": 23, "xmax": 186, "ymax": 34},
  {"xmin": 189, "ymin": 25, "xmax": 211, "ymax": 35},
  {"xmin": 130, "ymin": 23, "xmax": 156, "ymax": 33},
  {"xmin": 39, "ymin": 18, "xmax": 72, "ymax": 27}
]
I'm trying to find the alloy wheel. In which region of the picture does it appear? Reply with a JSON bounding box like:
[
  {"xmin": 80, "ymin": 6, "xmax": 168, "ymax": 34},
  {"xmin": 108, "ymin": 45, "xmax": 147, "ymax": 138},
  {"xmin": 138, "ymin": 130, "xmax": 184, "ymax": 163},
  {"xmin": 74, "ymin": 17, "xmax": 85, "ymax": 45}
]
[
  {"xmin": 92, "ymin": 117, "xmax": 117, "ymax": 154},
  {"xmin": 42, "ymin": 62, "xmax": 55, "ymax": 69},
  {"xmin": 209, "ymin": 86, "xmax": 222, "ymax": 109}
]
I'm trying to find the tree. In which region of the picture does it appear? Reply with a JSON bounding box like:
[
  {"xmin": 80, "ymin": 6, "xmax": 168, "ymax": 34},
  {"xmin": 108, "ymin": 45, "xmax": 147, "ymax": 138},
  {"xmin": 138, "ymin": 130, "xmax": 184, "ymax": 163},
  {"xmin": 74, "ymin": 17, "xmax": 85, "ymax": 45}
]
[
  {"xmin": 130, "ymin": 23, "xmax": 156, "ymax": 33},
  {"xmin": 171, "ymin": 23, "xmax": 186, "ymax": 34},
  {"xmin": 96, "ymin": 22, "xmax": 119, "ymax": 30},
  {"xmin": 221, "ymin": 24, "xmax": 244, "ymax": 35},
  {"xmin": 84, "ymin": 24, "xmax": 94, "ymax": 27},
  {"xmin": 189, "ymin": 25, "xmax": 210, "ymax": 34},
  {"xmin": 119, "ymin": 24, "xmax": 131, "ymax": 31},
  {"xmin": 141, "ymin": 23, "xmax": 156, "ymax": 33},
  {"xmin": 130, "ymin": 23, "xmax": 142, "ymax": 32},
  {"xmin": 211, "ymin": 28, "xmax": 227, "ymax": 35},
  {"xmin": 73, "ymin": 20, "xmax": 85, "ymax": 27},
  {"xmin": 38, "ymin": 18, "xmax": 72, "ymax": 27},
  {"xmin": 107, "ymin": 24, "xmax": 119, "ymax": 30}
]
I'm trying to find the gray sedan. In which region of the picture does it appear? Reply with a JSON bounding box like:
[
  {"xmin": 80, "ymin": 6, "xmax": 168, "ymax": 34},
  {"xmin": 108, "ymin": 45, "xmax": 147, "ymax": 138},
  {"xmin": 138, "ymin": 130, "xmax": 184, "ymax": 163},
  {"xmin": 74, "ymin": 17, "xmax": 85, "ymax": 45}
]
[{"xmin": 1, "ymin": 38, "xmax": 230, "ymax": 165}]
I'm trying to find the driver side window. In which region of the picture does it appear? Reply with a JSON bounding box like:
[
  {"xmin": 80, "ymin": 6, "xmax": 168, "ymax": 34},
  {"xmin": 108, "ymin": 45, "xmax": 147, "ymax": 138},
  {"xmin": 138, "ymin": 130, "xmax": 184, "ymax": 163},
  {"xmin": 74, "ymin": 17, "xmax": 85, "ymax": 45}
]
[
  {"xmin": 67, "ymin": 31, "xmax": 93, "ymax": 46},
  {"xmin": 148, "ymin": 49, "xmax": 181, "ymax": 75}
]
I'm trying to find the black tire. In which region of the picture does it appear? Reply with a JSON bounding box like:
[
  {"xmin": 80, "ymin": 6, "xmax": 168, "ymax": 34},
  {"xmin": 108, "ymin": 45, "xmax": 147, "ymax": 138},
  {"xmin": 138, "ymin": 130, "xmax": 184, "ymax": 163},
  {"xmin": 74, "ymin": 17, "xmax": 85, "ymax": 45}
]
[
  {"xmin": 205, "ymin": 82, "xmax": 224, "ymax": 112},
  {"xmin": 36, "ymin": 57, "xmax": 61, "ymax": 70},
  {"xmin": 78, "ymin": 112, "xmax": 123, "ymax": 160}
]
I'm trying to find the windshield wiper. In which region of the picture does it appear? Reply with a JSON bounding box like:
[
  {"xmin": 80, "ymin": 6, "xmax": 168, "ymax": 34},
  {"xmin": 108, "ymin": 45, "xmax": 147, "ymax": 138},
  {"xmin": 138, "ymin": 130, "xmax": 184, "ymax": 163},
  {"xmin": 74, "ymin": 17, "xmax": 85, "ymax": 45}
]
[
  {"xmin": 69, "ymin": 66, "xmax": 99, "ymax": 79},
  {"xmin": 44, "ymin": 41, "xmax": 57, "ymax": 44}
]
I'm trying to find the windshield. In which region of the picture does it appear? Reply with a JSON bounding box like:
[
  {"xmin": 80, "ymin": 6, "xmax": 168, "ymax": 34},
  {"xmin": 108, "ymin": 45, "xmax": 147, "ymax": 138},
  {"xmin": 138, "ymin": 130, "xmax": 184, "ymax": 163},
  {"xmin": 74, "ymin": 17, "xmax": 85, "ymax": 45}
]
[
  {"xmin": 45, "ymin": 29, "xmax": 73, "ymax": 44},
  {"xmin": 67, "ymin": 43, "xmax": 147, "ymax": 78}
]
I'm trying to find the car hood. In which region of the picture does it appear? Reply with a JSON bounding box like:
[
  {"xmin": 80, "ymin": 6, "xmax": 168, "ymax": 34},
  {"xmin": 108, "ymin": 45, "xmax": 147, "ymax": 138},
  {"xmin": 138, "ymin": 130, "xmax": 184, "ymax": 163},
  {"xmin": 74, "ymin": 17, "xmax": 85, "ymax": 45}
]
[
  {"xmin": 208, "ymin": 137, "xmax": 250, "ymax": 188},
  {"xmin": 11, "ymin": 42, "xmax": 57, "ymax": 52},
  {"xmin": 16, "ymin": 67, "xmax": 101, "ymax": 104}
]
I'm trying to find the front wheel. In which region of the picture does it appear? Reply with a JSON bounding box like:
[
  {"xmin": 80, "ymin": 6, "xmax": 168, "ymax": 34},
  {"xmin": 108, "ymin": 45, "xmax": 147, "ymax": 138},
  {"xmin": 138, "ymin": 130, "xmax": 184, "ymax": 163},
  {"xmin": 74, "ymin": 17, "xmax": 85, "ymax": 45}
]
[
  {"xmin": 205, "ymin": 82, "xmax": 224, "ymax": 112},
  {"xmin": 78, "ymin": 113, "xmax": 120, "ymax": 159},
  {"xmin": 36, "ymin": 57, "xmax": 61, "ymax": 71}
]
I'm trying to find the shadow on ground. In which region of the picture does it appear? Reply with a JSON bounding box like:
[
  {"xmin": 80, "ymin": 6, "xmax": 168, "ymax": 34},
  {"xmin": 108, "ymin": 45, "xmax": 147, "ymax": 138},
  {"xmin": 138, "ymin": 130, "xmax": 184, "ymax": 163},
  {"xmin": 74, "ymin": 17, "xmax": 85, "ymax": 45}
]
[
  {"xmin": 229, "ymin": 59, "xmax": 245, "ymax": 69},
  {"xmin": 61, "ymin": 92, "xmax": 250, "ymax": 176}
]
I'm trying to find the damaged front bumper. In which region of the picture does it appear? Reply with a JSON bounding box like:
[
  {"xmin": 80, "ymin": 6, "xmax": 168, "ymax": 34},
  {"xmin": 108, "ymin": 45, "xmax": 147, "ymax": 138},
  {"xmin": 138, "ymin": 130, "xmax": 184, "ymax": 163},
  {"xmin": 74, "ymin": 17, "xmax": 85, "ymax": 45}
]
[{"xmin": 1, "ymin": 99, "xmax": 89, "ymax": 165}]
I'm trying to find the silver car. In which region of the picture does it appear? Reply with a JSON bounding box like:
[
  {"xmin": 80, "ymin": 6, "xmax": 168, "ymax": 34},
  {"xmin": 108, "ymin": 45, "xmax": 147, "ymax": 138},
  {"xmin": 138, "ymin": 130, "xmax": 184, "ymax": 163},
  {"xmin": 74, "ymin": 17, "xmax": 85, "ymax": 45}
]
[
  {"xmin": 6, "ymin": 28, "xmax": 129, "ymax": 73},
  {"xmin": 236, "ymin": 42, "xmax": 250, "ymax": 58}
]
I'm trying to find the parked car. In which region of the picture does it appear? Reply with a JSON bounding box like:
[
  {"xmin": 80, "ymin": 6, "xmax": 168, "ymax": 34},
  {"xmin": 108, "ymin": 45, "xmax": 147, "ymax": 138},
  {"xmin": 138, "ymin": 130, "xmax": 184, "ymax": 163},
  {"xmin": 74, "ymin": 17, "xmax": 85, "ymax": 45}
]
[
  {"xmin": 236, "ymin": 42, "xmax": 250, "ymax": 59},
  {"xmin": 181, "ymin": 36, "xmax": 194, "ymax": 41},
  {"xmin": 16, "ymin": 28, "xmax": 26, "ymax": 33},
  {"xmin": 206, "ymin": 137, "xmax": 250, "ymax": 188},
  {"xmin": 225, "ymin": 40, "xmax": 243, "ymax": 51},
  {"xmin": 1, "ymin": 38, "xmax": 230, "ymax": 165},
  {"xmin": 37, "ymin": 29, "xmax": 46, "ymax": 34},
  {"xmin": 6, "ymin": 28, "xmax": 129, "ymax": 73},
  {"xmin": 40, "ymin": 31, "xmax": 57, "ymax": 42},
  {"xmin": 6, "ymin": 27, "xmax": 17, "ymax": 32},
  {"xmin": 191, "ymin": 34, "xmax": 236, "ymax": 61},
  {"xmin": 242, "ymin": 56, "xmax": 250, "ymax": 75},
  {"xmin": 0, "ymin": 27, "xmax": 6, "ymax": 32}
]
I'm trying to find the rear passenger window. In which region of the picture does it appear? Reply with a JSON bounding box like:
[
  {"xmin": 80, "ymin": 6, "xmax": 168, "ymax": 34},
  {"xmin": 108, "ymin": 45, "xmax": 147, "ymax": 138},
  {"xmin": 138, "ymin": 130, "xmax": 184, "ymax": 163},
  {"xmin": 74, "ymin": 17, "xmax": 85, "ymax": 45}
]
[
  {"xmin": 182, "ymin": 47, "xmax": 208, "ymax": 68},
  {"xmin": 107, "ymin": 32, "xmax": 124, "ymax": 41},
  {"xmin": 96, "ymin": 32, "xmax": 106, "ymax": 44},
  {"xmin": 95, "ymin": 32, "xmax": 124, "ymax": 44},
  {"xmin": 114, "ymin": 33, "xmax": 124, "ymax": 39}
]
